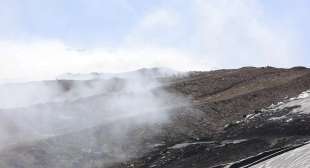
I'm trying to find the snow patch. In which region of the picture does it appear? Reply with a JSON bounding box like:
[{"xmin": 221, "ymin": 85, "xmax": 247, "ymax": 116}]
[
  {"xmin": 280, "ymin": 90, "xmax": 310, "ymax": 114},
  {"xmin": 221, "ymin": 139, "xmax": 248, "ymax": 145},
  {"xmin": 264, "ymin": 90, "xmax": 310, "ymax": 115},
  {"xmin": 169, "ymin": 141, "xmax": 214, "ymax": 149},
  {"xmin": 268, "ymin": 116, "xmax": 287, "ymax": 121},
  {"xmin": 169, "ymin": 139, "xmax": 248, "ymax": 150},
  {"xmin": 251, "ymin": 143, "xmax": 310, "ymax": 168},
  {"xmin": 297, "ymin": 90, "xmax": 310, "ymax": 99}
]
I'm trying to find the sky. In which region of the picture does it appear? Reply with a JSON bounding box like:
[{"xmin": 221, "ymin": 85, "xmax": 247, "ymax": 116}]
[{"xmin": 0, "ymin": 0, "xmax": 310, "ymax": 80}]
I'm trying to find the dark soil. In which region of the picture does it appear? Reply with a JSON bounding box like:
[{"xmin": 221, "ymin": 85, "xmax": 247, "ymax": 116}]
[{"xmin": 109, "ymin": 67, "xmax": 310, "ymax": 168}]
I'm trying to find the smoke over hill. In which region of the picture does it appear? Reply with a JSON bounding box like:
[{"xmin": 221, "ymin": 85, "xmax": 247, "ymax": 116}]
[{"xmin": 1, "ymin": 67, "xmax": 310, "ymax": 168}]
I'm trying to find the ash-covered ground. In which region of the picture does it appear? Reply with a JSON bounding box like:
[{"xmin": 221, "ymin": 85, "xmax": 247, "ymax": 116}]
[{"xmin": 0, "ymin": 67, "xmax": 310, "ymax": 168}]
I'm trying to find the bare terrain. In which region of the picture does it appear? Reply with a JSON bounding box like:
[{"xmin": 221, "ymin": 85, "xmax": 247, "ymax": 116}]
[{"xmin": 0, "ymin": 67, "xmax": 310, "ymax": 168}]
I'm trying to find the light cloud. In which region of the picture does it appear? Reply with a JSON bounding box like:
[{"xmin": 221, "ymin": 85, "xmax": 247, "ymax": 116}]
[
  {"xmin": 192, "ymin": 0, "xmax": 302, "ymax": 68},
  {"xmin": 124, "ymin": 8, "xmax": 181, "ymax": 47},
  {"xmin": 0, "ymin": 0, "xmax": 305, "ymax": 80},
  {"xmin": 0, "ymin": 40, "xmax": 205, "ymax": 80},
  {"xmin": 139, "ymin": 8, "xmax": 179, "ymax": 30}
]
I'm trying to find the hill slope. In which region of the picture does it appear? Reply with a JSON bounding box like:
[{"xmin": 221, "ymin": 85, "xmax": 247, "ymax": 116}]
[{"xmin": 0, "ymin": 67, "xmax": 310, "ymax": 168}]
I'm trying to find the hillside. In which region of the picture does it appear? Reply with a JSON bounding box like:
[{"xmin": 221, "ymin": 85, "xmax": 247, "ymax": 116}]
[{"xmin": 0, "ymin": 67, "xmax": 310, "ymax": 168}]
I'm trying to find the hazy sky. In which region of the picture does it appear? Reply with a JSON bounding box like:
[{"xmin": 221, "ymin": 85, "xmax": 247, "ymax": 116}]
[{"xmin": 0, "ymin": 0, "xmax": 309, "ymax": 80}]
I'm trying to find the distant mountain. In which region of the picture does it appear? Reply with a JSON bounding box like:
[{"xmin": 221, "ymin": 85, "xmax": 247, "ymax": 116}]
[
  {"xmin": 0, "ymin": 68, "xmax": 181, "ymax": 109},
  {"xmin": 57, "ymin": 67, "xmax": 181, "ymax": 80},
  {"xmin": 0, "ymin": 78, "xmax": 124, "ymax": 109}
]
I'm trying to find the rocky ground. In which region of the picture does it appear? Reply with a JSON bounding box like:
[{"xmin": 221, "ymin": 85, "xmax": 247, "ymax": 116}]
[
  {"xmin": 109, "ymin": 67, "xmax": 310, "ymax": 168},
  {"xmin": 0, "ymin": 66, "xmax": 310, "ymax": 168}
]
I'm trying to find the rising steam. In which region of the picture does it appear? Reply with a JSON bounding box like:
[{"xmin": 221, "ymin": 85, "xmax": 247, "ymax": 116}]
[{"xmin": 0, "ymin": 69, "xmax": 187, "ymax": 167}]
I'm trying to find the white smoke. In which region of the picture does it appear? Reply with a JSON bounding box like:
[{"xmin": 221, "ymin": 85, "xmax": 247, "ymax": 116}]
[{"xmin": 0, "ymin": 69, "xmax": 188, "ymax": 167}]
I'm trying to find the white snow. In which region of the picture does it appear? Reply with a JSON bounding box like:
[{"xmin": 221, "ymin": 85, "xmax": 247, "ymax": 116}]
[
  {"xmin": 286, "ymin": 118, "xmax": 293, "ymax": 122},
  {"xmin": 268, "ymin": 116, "xmax": 287, "ymax": 121},
  {"xmin": 268, "ymin": 116, "xmax": 293, "ymax": 123},
  {"xmin": 221, "ymin": 139, "xmax": 248, "ymax": 145},
  {"xmin": 251, "ymin": 143, "xmax": 310, "ymax": 168},
  {"xmin": 297, "ymin": 90, "xmax": 310, "ymax": 99},
  {"xmin": 170, "ymin": 143, "xmax": 193, "ymax": 149},
  {"xmin": 249, "ymin": 90, "xmax": 310, "ymax": 167},
  {"xmin": 151, "ymin": 143, "xmax": 165, "ymax": 148},
  {"xmin": 169, "ymin": 141, "xmax": 214, "ymax": 149},
  {"xmin": 279, "ymin": 90, "xmax": 310, "ymax": 114},
  {"xmin": 169, "ymin": 139, "xmax": 248, "ymax": 149},
  {"xmin": 264, "ymin": 90, "xmax": 310, "ymax": 115}
]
